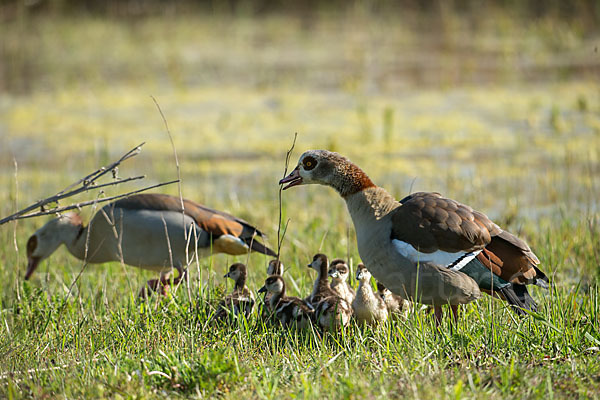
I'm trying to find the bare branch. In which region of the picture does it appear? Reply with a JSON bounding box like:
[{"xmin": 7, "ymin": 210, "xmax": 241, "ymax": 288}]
[
  {"xmin": 4, "ymin": 179, "xmax": 179, "ymax": 222},
  {"xmin": 57, "ymin": 142, "xmax": 145, "ymax": 196},
  {"xmin": 0, "ymin": 143, "xmax": 147, "ymax": 226}
]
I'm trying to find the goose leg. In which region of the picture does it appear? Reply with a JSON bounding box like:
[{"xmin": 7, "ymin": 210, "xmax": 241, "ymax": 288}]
[
  {"xmin": 170, "ymin": 264, "xmax": 188, "ymax": 286},
  {"xmin": 433, "ymin": 306, "xmax": 443, "ymax": 326},
  {"xmin": 139, "ymin": 278, "xmax": 169, "ymax": 298},
  {"xmin": 450, "ymin": 305, "xmax": 459, "ymax": 323}
]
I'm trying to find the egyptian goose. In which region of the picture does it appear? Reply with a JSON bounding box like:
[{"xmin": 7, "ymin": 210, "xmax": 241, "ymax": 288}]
[
  {"xmin": 215, "ymin": 263, "xmax": 255, "ymax": 320},
  {"xmin": 258, "ymin": 275, "xmax": 314, "ymax": 329},
  {"xmin": 280, "ymin": 150, "xmax": 549, "ymax": 323},
  {"xmin": 306, "ymin": 253, "xmax": 352, "ymax": 330},
  {"xmin": 353, "ymin": 264, "xmax": 388, "ymax": 325},
  {"xmin": 377, "ymin": 282, "xmax": 409, "ymax": 318},
  {"xmin": 328, "ymin": 258, "xmax": 355, "ymax": 307},
  {"xmin": 25, "ymin": 193, "xmax": 276, "ymax": 295},
  {"xmin": 261, "ymin": 259, "xmax": 284, "ymax": 319},
  {"xmin": 306, "ymin": 253, "xmax": 338, "ymax": 305}
]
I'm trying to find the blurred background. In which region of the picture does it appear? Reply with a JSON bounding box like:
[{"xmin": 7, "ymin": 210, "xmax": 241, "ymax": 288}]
[{"xmin": 0, "ymin": 0, "xmax": 599, "ymax": 291}]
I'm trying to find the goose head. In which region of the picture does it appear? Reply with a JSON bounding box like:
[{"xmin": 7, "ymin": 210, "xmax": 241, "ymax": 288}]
[
  {"xmin": 25, "ymin": 213, "xmax": 83, "ymax": 280},
  {"xmin": 279, "ymin": 150, "xmax": 374, "ymax": 197}
]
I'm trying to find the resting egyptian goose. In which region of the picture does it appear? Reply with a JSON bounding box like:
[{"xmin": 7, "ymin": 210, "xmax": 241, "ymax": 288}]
[
  {"xmin": 280, "ymin": 150, "xmax": 549, "ymax": 323},
  {"xmin": 215, "ymin": 263, "xmax": 255, "ymax": 320},
  {"xmin": 377, "ymin": 282, "xmax": 409, "ymax": 318},
  {"xmin": 328, "ymin": 258, "xmax": 355, "ymax": 307},
  {"xmin": 258, "ymin": 275, "xmax": 314, "ymax": 329},
  {"xmin": 306, "ymin": 253, "xmax": 352, "ymax": 330},
  {"xmin": 261, "ymin": 259, "xmax": 284, "ymax": 319},
  {"xmin": 25, "ymin": 193, "xmax": 276, "ymax": 295},
  {"xmin": 353, "ymin": 264, "xmax": 388, "ymax": 325}
]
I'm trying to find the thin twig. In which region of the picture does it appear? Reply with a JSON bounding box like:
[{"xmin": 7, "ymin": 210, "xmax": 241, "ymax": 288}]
[
  {"xmin": 151, "ymin": 95, "xmax": 191, "ymax": 302},
  {"xmin": 57, "ymin": 143, "xmax": 144, "ymax": 196},
  {"xmin": 6, "ymin": 180, "xmax": 179, "ymax": 221},
  {"xmin": 0, "ymin": 143, "xmax": 146, "ymax": 226},
  {"xmin": 12, "ymin": 158, "xmax": 21, "ymax": 302},
  {"xmin": 276, "ymin": 133, "xmax": 298, "ymax": 262}
]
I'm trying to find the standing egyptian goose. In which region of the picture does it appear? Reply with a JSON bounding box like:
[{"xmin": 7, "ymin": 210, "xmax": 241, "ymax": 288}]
[
  {"xmin": 353, "ymin": 264, "xmax": 388, "ymax": 325},
  {"xmin": 306, "ymin": 253, "xmax": 352, "ymax": 330},
  {"xmin": 328, "ymin": 258, "xmax": 355, "ymax": 307},
  {"xmin": 215, "ymin": 263, "xmax": 255, "ymax": 320},
  {"xmin": 25, "ymin": 193, "xmax": 276, "ymax": 295},
  {"xmin": 258, "ymin": 275, "xmax": 314, "ymax": 329},
  {"xmin": 377, "ymin": 282, "xmax": 409, "ymax": 318},
  {"xmin": 280, "ymin": 150, "xmax": 549, "ymax": 323}
]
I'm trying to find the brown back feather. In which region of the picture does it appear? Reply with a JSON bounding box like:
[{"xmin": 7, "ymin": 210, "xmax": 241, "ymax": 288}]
[{"xmin": 113, "ymin": 193, "xmax": 266, "ymax": 241}]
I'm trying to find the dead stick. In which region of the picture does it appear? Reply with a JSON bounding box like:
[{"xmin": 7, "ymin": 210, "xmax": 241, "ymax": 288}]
[
  {"xmin": 57, "ymin": 142, "xmax": 145, "ymax": 195},
  {"xmin": 0, "ymin": 143, "xmax": 145, "ymax": 225},
  {"xmin": 6, "ymin": 179, "xmax": 179, "ymax": 221}
]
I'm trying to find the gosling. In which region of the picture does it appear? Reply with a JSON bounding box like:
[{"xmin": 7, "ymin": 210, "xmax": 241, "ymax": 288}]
[
  {"xmin": 328, "ymin": 258, "xmax": 355, "ymax": 307},
  {"xmin": 352, "ymin": 264, "xmax": 388, "ymax": 325},
  {"xmin": 214, "ymin": 263, "xmax": 255, "ymax": 320},
  {"xmin": 307, "ymin": 253, "xmax": 352, "ymax": 330},
  {"xmin": 258, "ymin": 275, "xmax": 314, "ymax": 329},
  {"xmin": 377, "ymin": 281, "xmax": 410, "ymax": 318}
]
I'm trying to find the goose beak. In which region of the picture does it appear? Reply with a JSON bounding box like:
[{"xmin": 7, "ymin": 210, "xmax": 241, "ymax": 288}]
[
  {"xmin": 258, "ymin": 285, "xmax": 267, "ymax": 294},
  {"xmin": 223, "ymin": 272, "xmax": 230, "ymax": 278},
  {"xmin": 25, "ymin": 256, "xmax": 41, "ymax": 280},
  {"xmin": 279, "ymin": 167, "xmax": 302, "ymax": 190}
]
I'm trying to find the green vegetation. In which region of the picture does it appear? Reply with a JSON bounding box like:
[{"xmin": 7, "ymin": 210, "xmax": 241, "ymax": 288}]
[{"xmin": 0, "ymin": 7, "xmax": 599, "ymax": 399}]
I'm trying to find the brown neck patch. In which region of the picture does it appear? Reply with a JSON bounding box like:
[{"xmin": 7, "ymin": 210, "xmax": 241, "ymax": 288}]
[{"xmin": 337, "ymin": 161, "xmax": 376, "ymax": 198}]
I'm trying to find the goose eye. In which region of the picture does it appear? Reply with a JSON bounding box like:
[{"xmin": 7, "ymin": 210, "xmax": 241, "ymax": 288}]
[{"xmin": 303, "ymin": 156, "xmax": 317, "ymax": 170}]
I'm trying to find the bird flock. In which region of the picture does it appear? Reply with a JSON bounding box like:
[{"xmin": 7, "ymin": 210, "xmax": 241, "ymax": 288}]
[
  {"xmin": 216, "ymin": 257, "xmax": 410, "ymax": 331},
  {"xmin": 24, "ymin": 149, "xmax": 549, "ymax": 327}
]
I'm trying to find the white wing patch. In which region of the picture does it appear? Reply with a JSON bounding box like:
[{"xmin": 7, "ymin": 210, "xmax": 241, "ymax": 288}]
[{"xmin": 392, "ymin": 240, "xmax": 481, "ymax": 271}]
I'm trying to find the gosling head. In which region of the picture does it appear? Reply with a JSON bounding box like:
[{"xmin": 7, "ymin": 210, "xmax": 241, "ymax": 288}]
[
  {"xmin": 307, "ymin": 253, "xmax": 329, "ymax": 271},
  {"xmin": 258, "ymin": 275, "xmax": 285, "ymax": 295},
  {"xmin": 328, "ymin": 259, "xmax": 349, "ymax": 282},
  {"xmin": 223, "ymin": 263, "xmax": 247, "ymax": 282},
  {"xmin": 266, "ymin": 259, "xmax": 284, "ymax": 276},
  {"xmin": 356, "ymin": 263, "xmax": 371, "ymax": 282}
]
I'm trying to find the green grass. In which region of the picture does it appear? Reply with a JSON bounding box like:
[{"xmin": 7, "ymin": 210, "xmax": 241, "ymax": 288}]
[{"xmin": 1, "ymin": 10, "xmax": 599, "ymax": 399}]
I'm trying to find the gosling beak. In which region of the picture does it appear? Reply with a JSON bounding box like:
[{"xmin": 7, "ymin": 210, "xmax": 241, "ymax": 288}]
[
  {"xmin": 258, "ymin": 285, "xmax": 267, "ymax": 294},
  {"xmin": 223, "ymin": 272, "xmax": 230, "ymax": 278},
  {"xmin": 279, "ymin": 167, "xmax": 302, "ymax": 190},
  {"xmin": 25, "ymin": 256, "xmax": 41, "ymax": 280}
]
